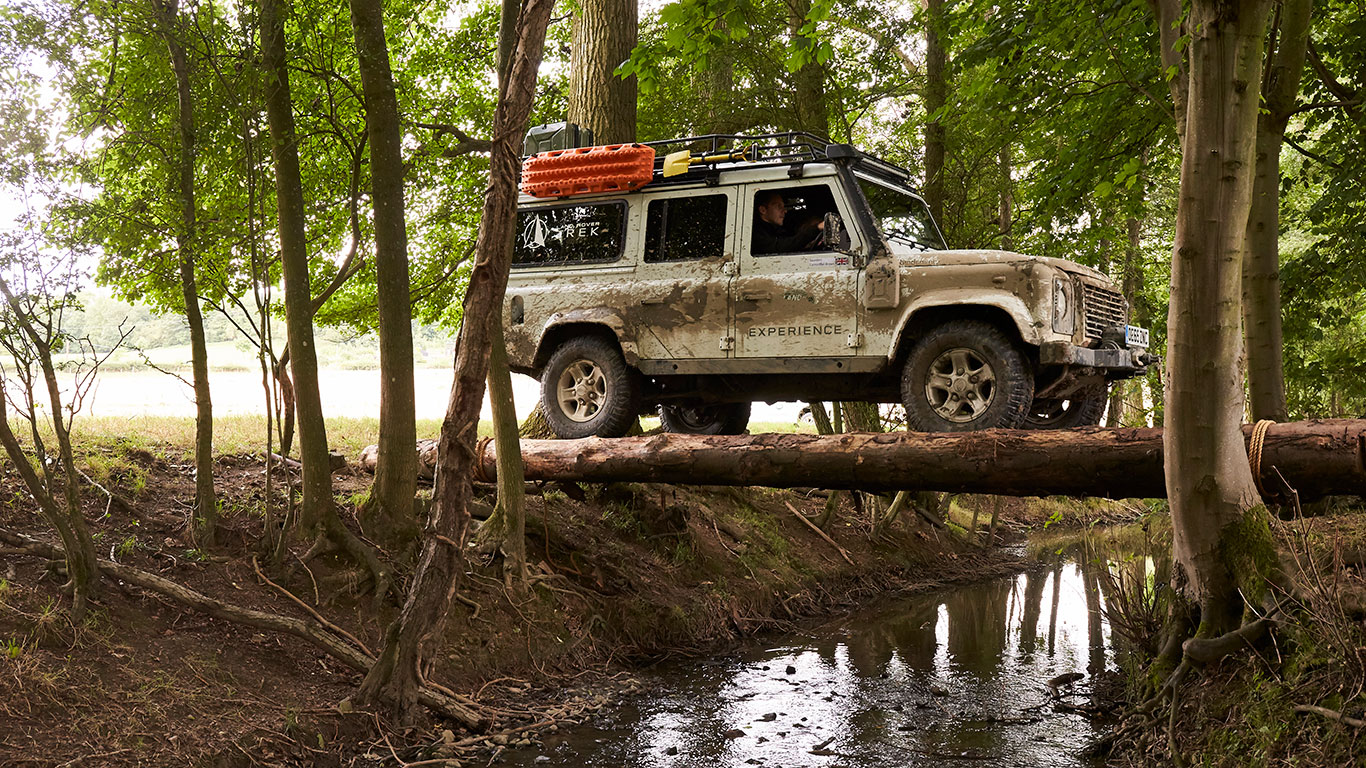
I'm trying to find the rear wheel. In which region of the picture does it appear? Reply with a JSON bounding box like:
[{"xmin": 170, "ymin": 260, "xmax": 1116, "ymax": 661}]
[
  {"xmin": 1023, "ymin": 383, "xmax": 1108, "ymax": 429},
  {"xmin": 901, "ymin": 320, "xmax": 1033, "ymax": 432},
  {"xmin": 539, "ymin": 336, "xmax": 640, "ymax": 438},
  {"xmin": 658, "ymin": 401, "xmax": 752, "ymax": 435}
]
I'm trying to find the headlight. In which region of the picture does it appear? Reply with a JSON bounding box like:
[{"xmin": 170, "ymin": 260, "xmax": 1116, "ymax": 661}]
[{"xmin": 1053, "ymin": 277, "xmax": 1075, "ymax": 334}]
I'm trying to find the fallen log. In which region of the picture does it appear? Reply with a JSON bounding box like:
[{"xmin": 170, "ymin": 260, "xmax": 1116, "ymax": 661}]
[{"xmin": 363, "ymin": 420, "xmax": 1366, "ymax": 500}]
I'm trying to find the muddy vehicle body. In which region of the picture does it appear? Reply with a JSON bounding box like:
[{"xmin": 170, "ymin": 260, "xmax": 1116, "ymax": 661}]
[{"xmin": 504, "ymin": 132, "xmax": 1156, "ymax": 438}]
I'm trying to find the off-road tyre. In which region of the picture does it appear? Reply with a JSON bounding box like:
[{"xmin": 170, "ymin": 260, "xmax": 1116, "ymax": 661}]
[
  {"xmin": 901, "ymin": 320, "xmax": 1034, "ymax": 432},
  {"xmin": 658, "ymin": 401, "xmax": 752, "ymax": 435},
  {"xmin": 540, "ymin": 336, "xmax": 640, "ymax": 439},
  {"xmin": 1023, "ymin": 383, "xmax": 1108, "ymax": 430}
]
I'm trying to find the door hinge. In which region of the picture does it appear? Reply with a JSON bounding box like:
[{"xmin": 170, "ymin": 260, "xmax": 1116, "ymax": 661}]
[
  {"xmin": 846, "ymin": 332, "xmax": 864, "ymax": 349},
  {"xmin": 720, "ymin": 336, "xmax": 735, "ymax": 351}
]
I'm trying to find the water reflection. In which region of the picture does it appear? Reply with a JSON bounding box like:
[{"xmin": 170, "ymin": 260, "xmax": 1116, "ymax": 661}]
[{"xmin": 508, "ymin": 528, "xmax": 1156, "ymax": 768}]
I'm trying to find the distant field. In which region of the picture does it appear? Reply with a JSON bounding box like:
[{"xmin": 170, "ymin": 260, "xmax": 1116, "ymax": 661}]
[
  {"xmin": 62, "ymin": 414, "xmax": 814, "ymax": 462},
  {"xmin": 55, "ymin": 339, "xmax": 455, "ymax": 373}
]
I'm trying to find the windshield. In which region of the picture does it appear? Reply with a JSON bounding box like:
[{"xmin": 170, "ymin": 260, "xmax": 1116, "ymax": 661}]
[{"xmin": 856, "ymin": 176, "xmax": 946, "ymax": 251}]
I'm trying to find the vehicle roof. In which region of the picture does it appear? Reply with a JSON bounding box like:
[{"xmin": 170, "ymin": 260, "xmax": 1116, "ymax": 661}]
[{"xmin": 517, "ymin": 132, "xmax": 925, "ymax": 207}]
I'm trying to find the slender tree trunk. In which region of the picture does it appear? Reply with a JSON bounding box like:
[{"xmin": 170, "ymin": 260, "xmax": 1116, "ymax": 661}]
[
  {"xmin": 567, "ymin": 0, "xmax": 636, "ymax": 143},
  {"xmin": 704, "ymin": 20, "xmax": 735, "ymax": 135},
  {"xmin": 354, "ymin": 0, "xmax": 554, "ymax": 723},
  {"xmin": 1243, "ymin": 0, "xmax": 1311, "ymax": 422},
  {"xmin": 350, "ymin": 0, "xmax": 418, "ymax": 547},
  {"xmin": 1162, "ymin": 0, "xmax": 1277, "ymax": 635},
  {"xmin": 474, "ymin": 1, "xmax": 531, "ymax": 582},
  {"xmin": 153, "ymin": 0, "xmax": 218, "ymax": 547},
  {"xmin": 786, "ymin": 0, "xmax": 828, "ymax": 136},
  {"xmin": 1108, "ymin": 206, "xmax": 1146, "ymax": 427},
  {"xmin": 478, "ymin": 322, "xmax": 529, "ymax": 581},
  {"xmin": 999, "ymin": 145, "xmax": 1013, "ymax": 251},
  {"xmin": 0, "ymin": 280, "xmax": 101, "ymax": 619},
  {"xmin": 260, "ymin": 0, "xmax": 333, "ymax": 533},
  {"xmin": 923, "ymin": 0, "xmax": 947, "ymax": 222}
]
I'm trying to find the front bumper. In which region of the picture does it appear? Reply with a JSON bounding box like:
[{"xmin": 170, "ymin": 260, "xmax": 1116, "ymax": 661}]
[{"xmin": 1039, "ymin": 341, "xmax": 1157, "ymax": 376}]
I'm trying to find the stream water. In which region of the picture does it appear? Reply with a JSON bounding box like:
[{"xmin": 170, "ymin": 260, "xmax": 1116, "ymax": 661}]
[{"xmin": 503, "ymin": 529, "xmax": 1153, "ymax": 768}]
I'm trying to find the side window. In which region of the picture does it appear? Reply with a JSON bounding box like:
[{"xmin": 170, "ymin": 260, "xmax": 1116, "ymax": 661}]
[
  {"xmin": 644, "ymin": 195, "xmax": 727, "ymax": 263},
  {"xmin": 513, "ymin": 201, "xmax": 626, "ymax": 267},
  {"xmin": 750, "ymin": 184, "xmax": 840, "ymax": 256}
]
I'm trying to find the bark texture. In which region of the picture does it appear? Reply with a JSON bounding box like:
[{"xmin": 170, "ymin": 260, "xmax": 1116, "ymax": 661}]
[
  {"xmin": 786, "ymin": 0, "xmax": 828, "ymax": 136},
  {"xmin": 923, "ymin": 0, "xmax": 947, "ymax": 222},
  {"xmin": 154, "ymin": 0, "xmax": 217, "ymax": 545},
  {"xmin": 451, "ymin": 421, "xmax": 1366, "ymax": 500},
  {"xmin": 350, "ymin": 0, "xmax": 418, "ymax": 545},
  {"xmin": 355, "ymin": 0, "xmax": 554, "ymax": 723},
  {"xmin": 1162, "ymin": 0, "xmax": 1275, "ymax": 633},
  {"xmin": 568, "ymin": 0, "xmax": 636, "ymax": 143},
  {"xmin": 260, "ymin": 0, "xmax": 333, "ymax": 533},
  {"xmin": 1243, "ymin": 0, "xmax": 1312, "ymax": 422},
  {"xmin": 475, "ymin": 12, "xmax": 530, "ymax": 580}
]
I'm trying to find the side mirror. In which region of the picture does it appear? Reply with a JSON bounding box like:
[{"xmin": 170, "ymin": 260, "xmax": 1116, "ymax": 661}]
[{"xmin": 821, "ymin": 212, "xmax": 845, "ymax": 249}]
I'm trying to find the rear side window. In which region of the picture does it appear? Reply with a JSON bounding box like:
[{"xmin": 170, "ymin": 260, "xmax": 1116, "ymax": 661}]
[
  {"xmin": 513, "ymin": 201, "xmax": 627, "ymax": 267},
  {"xmin": 644, "ymin": 195, "xmax": 727, "ymax": 263}
]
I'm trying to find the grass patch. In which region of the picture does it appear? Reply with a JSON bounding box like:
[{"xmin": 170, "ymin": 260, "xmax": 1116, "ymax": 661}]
[{"xmin": 58, "ymin": 415, "xmax": 466, "ymax": 461}]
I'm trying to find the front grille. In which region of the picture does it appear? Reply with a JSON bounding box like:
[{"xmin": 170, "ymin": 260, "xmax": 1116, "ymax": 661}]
[{"xmin": 1082, "ymin": 282, "xmax": 1126, "ymax": 340}]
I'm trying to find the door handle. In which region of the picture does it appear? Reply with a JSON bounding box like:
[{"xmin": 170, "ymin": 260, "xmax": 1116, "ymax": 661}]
[
  {"xmin": 639, "ymin": 297, "xmax": 666, "ymax": 305},
  {"xmin": 741, "ymin": 292, "xmax": 772, "ymax": 302}
]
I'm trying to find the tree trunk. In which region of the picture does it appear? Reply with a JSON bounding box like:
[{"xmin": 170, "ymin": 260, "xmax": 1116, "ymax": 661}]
[
  {"xmin": 476, "ymin": 322, "xmax": 529, "ymax": 581},
  {"xmin": 786, "ymin": 0, "xmax": 828, "ymax": 136},
  {"xmin": 999, "ymin": 145, "xmax": 1013, "ymax": 251},
  {"xmin": 1109, "ymin": 210, "xmax": 1147, "ymax": 427},
  {"xmin": 450, "ymin": 421, "xmax": 1366, "ymax": 500},
  {"xmin": 1163, "ymin": 0, "xmax": 1276, "ymax": 635},
  {"xmin": 154, "ymin": 0, "xmax": 218, "ymax": 547},
  {"xmin": 354, "ymin": 0, "xmax": 554, "ymax": 723},
  {"xmin": 260, "ymin": 0, "xmax": 333, "ymax": 533},
  {"xmin": 0, "ymin": 279, "xmax": 101, "ymax": 619},
  {"xmin": 567, "ymin": 0, "xmax": 636, "ymax": 143},
  {"xmin": 1243, "ymin": 0, "xmax": 1312, "ymax": 423},
  {"xmin": 474, "ymin": 8, "xmax": 531, "ymax": 582},
  {"xmin": 704, "ymin": 20, "xmax": 735, "ymax": 135},
  {"xmin": 923, "ymin": 0, "xmax": 947, "ymax": 222},
  {"xmin": 350, "ymin": 0, "xmax": 418, "ymax": 547}
]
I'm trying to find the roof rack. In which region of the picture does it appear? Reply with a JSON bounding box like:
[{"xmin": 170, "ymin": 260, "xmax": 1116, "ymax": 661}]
[{"xmin": 638, "ymin": 131, "xmax": 918, "ymax": 190}]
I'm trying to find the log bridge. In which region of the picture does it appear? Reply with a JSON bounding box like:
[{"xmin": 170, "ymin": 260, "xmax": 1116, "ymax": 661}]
[{"xmin": 460, "ymin": 420, "xmax": 1366, "ymax": 500}]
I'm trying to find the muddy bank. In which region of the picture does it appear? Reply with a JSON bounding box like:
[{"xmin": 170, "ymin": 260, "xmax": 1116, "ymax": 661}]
[{"xmin": 0, "ymin": 444, "xmax": 1038, "ymax": 767}]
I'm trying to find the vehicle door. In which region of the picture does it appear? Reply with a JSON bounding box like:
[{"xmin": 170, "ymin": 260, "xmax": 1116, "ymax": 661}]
[
  {"xmin": 734, "ymin": 180, "xmax": 862, "ymax": 359},
  {"xmin": 629, "ymin": 188, "xmax": 737, "ymax": 362}
]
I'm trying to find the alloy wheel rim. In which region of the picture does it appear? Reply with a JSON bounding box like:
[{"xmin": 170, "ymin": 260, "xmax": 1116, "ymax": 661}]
[
  {"xmin": 556, "ymin": 359, "xmax": 607, "ymax": 423},
  {"xmin": 924, "ymin": 347, "xmax": 996, "ymax": 423}
]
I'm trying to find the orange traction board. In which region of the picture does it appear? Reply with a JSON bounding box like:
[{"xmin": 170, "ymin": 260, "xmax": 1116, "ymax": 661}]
[{"xmin": 520, "ymin": 143, "xmax": 656, "ymax": 199}]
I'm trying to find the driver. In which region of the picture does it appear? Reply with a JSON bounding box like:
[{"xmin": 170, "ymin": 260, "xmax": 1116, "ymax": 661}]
[{"xmin": 752, "ymin": 190, "xmax": 825, "ymax": 255}]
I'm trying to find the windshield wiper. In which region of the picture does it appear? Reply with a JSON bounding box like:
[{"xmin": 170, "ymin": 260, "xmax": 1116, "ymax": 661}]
[{"xmin": 887, "ymin": 229, "xmax": 937, "ymax": 250}]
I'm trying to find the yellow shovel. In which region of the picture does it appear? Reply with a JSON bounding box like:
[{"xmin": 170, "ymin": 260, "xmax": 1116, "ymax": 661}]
[{"xmin": 661, "ymin": 146, "xmax": 754, "ymax": 177}]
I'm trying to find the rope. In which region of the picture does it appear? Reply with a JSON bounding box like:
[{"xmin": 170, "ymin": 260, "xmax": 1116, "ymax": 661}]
[
  {"xmin": 1249, "ymin": 419, "xmax": 1275, "ymax": 499},
  {"xmin": 472, "ymin": 437, "xmax": 494, "ymax": 484}
]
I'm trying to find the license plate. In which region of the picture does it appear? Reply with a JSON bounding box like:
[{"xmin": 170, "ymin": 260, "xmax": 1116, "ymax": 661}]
[{"xmin": 1125, "ymin": 325, "xmax": 1150, "ymax": 348}]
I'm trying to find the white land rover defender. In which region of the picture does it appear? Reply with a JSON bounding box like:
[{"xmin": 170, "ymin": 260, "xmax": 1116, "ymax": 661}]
[{"xmin": 503, "ymin": 130, "xmax": 1156, "ymax": 438}]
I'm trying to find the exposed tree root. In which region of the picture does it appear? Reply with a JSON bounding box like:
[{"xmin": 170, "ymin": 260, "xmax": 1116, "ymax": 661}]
[
  {"xmin": 0, "ymin": 526, "xmax": 483, "ymax": 730},
  {"xmin": 1293, "ymin": 704, "xmax": 1366, "ymax": 729},
  {"xmin": 1138, "ymin": 600, "xmax": 1286, "ymax": 766}
]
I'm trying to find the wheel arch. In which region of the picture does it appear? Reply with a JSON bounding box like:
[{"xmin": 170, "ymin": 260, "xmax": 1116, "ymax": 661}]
[
  {"xmin": 887, "ymin": 298, "xmax": 1039, "ymax": 368},
  {"xmin": 533, "ymin": 312, "xmax": 639, "ymax": 373}
]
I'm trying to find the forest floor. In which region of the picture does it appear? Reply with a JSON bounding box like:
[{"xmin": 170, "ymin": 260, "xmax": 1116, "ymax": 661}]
[
  {"xmin": 2, "ymin": 423, "xmax": 1361, "ymax": 767},
  {"xmin": 0, "ymin": 422, "xmax": 1133, "ymax": 767}
]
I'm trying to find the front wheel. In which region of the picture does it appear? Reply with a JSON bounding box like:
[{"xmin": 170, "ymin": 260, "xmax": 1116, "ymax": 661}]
[
  {"xmin": 1023, "ymin": 383, "xmax": 1108, "ymax": 429},
  {"xmin": 901, "ymin": 320, "xmax": 1034, "ymax": 432},
  {"xmin": 658, "ymin": 401, "xmax": 751, "ymax": 435},
  {"xmin": 539, "ymin": 336, "xmax": 640, "ymax": 438}
]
